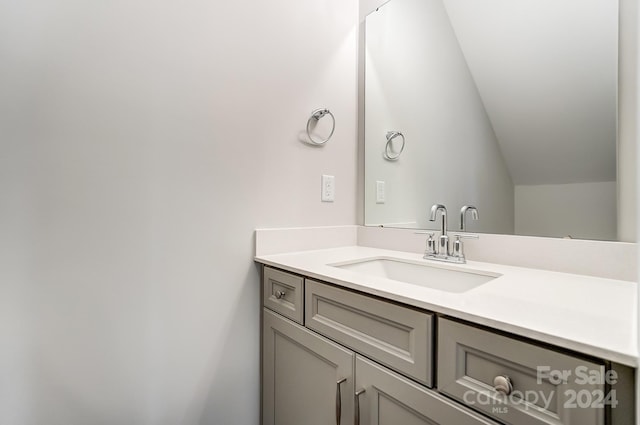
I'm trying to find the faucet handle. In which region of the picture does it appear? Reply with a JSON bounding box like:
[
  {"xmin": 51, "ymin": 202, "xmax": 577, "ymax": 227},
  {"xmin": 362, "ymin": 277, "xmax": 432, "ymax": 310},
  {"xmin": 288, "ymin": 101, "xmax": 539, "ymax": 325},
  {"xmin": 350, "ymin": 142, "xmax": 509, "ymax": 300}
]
[
  {"xmin": 449, "ymin": 232, "xmax": 479, "ymax": 239},
  {"xmin": 415, "ymin": 232, "xmax": 437, "ymax": 255},
  {"xmin": 450, "ymin": 233, "xmax": 478, "ymax": 259}
]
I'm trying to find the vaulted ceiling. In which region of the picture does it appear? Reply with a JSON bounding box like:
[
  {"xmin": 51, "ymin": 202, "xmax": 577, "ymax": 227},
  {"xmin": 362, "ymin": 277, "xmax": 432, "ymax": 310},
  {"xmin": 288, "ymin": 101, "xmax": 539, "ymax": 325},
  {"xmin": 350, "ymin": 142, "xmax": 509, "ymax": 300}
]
[{"xmin": 442, "ymin": 0, "xmax": 618, "ymax": 185}]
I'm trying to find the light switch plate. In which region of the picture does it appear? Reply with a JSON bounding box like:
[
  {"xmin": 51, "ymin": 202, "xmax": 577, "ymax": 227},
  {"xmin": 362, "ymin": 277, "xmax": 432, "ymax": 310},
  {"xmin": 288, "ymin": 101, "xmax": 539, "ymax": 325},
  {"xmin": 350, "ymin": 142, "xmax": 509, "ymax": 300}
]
[
  {"xmin": 321, "ymin": 175, "xmax": 335, "ymax": 202},
  {"xmin": 376, "ymin": 181, "xmax": 385, "ymax": 203}
]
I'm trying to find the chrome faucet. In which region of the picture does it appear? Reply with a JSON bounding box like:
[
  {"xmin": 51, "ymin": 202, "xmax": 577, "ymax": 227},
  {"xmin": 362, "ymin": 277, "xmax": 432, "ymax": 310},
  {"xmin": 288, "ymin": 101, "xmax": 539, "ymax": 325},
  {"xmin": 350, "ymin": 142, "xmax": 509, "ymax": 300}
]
[
  {"xmin": 423, "ymin": 203, "xmax": 479, "ymax": 264},
  {"xmin": 429, "ymin": 204, "xmax": 450, "ymax": 257}
]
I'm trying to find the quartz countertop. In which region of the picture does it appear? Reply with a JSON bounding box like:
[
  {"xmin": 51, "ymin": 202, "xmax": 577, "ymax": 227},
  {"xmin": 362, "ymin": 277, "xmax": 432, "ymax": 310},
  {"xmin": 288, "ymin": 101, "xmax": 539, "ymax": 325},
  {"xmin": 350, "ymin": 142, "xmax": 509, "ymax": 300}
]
[{"xmin": 255, "ymin": 246, "xmax": 638, "ymax": 367}]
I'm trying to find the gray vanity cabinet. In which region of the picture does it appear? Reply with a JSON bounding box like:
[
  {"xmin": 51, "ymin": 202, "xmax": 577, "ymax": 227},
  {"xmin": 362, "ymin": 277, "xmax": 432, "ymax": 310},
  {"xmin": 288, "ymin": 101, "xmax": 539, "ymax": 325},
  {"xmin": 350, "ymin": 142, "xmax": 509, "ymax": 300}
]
[
  {"xmin": 262, "ymin": 309, "xmax": 354, "ymax": 425},
  {"xmin": 260, "ymin": 266, "xmax": 632, "ymax": 425},
  {"xmin": 355, "ymin": 355, "xmax": 499, "ymax": 425},
  {"xmin": 263, "ymin": 307, "xmax": 497, "ymax": 425}
]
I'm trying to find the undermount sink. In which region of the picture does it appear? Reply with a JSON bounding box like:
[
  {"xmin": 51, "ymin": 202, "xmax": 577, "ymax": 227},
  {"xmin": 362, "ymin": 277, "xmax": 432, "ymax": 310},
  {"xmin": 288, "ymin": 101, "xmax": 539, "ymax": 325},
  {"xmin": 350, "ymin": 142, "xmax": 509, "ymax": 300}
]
[{"xmin": 330, "ymin": 257, "xmax": 500, "ymax": 293}]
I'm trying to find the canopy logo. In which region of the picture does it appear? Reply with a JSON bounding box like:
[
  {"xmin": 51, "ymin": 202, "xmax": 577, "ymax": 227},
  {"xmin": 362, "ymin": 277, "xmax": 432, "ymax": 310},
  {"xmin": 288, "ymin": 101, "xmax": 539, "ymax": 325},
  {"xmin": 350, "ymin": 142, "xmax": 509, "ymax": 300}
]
[{"xmin": 462, "ymin": 366, "xmax": 619, "ymax": 414}]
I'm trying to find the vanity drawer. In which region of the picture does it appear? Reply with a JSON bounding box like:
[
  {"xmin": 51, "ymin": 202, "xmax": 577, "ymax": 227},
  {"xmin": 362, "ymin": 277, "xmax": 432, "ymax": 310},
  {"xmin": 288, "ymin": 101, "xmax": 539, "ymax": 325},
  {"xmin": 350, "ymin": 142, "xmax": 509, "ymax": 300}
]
[
  {"xmin": 438, "ymin": 318, "xmax": 605, "ymax": 425},
  {"xmin": 305, "ymin": 279, "xmax": 433, "ymax": 386},
  {"xmin": 263, "ymin": 267, "xmax": 304, "ymax": 324}
]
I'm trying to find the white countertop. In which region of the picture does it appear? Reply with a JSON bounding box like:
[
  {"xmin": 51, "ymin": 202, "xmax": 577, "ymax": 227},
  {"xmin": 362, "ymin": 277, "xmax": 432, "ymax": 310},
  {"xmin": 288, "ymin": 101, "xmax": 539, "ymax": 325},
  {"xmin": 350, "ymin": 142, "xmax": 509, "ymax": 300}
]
[{"xmin": 255, "ymin": 246, "xmax": 638, "ymax": 367}]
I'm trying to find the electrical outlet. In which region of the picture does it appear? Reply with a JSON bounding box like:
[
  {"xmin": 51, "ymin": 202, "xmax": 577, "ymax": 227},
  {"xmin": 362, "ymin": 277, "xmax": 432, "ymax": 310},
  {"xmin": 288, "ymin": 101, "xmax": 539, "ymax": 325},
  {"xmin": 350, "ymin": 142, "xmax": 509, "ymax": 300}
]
[
  {"xmin": 376, "ymin": 181, "xmax": 385, "ymax": 203},
  {"xmin": 321, "ymin": 175, "xmax": 335, "ymax": 202}
]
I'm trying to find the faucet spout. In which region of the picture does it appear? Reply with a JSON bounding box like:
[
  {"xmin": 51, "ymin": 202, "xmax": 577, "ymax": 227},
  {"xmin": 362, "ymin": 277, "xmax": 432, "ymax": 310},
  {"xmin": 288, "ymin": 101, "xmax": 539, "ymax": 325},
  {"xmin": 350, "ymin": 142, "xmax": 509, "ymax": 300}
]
[
  {"xmin": 429, "ymin": 204, "xmax": 448, "ymax": 235},
  {"xmin": 429, "ymin": 204, "xmax": 449, "ymax": 256},
  {"xmin": 460, "ymin": 205, "xmax": 479, "ymax": 231}
]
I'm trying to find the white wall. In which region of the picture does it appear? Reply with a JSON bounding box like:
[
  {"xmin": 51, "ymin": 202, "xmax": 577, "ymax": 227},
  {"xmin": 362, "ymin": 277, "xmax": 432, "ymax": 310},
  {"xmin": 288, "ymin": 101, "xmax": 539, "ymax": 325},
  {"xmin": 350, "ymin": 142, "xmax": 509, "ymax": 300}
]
[
  {"xmin": 515, "ymin": 182, "xmax": 617, "ymax": 240},
  {"xmin": 0, "ymin": 0, "xmax": 358, "ymax": 424},
  {"xmin": 363, "ymin": 0, "xmax": 514, "ymax": 233}
]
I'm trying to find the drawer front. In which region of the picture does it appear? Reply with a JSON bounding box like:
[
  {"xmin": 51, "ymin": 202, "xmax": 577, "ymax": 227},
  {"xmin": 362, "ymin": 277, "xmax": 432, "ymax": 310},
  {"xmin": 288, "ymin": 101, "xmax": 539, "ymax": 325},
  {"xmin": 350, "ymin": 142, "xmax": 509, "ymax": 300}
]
[
  {"xmin": 305, "ymin": 279, "xmax": 433, "ymax": 386},
  {"xmin": 356, "ymin": 355, "xmax": 499, "ymax": 425},
  {"xmin": 263, "ymin": 267, "xmax": 304, "ymax": 324},
  {"xmin": 438, "ymin": 318, "xmax": 605, "ymax": 425}
]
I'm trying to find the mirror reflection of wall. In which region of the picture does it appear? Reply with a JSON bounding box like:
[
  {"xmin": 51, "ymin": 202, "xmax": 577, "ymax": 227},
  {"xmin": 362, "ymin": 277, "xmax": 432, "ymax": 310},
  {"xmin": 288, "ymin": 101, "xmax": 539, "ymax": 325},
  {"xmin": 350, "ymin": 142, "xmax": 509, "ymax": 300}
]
[{"xmin": 364, "ymin": 0, "xmax": 618, "ymax": 240}]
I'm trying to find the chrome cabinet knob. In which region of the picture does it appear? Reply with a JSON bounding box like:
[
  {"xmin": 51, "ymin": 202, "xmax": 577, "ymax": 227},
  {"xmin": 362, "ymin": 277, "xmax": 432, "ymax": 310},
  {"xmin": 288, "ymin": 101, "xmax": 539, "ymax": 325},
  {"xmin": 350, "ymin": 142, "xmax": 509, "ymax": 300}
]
[
  {"xmin": 493, "ymin": 375, "xmax": 513, "ymax": 395},
  {"xmin": 275, "ymin": 290, "xmax": 286, "ymax": 299}
]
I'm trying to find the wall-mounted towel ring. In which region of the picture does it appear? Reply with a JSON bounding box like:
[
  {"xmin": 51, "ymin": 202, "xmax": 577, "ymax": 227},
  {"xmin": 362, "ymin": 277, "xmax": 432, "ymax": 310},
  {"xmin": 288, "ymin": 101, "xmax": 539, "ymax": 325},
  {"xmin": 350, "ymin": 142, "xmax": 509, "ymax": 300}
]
[
  {"xmin": 384, "ymin": 131, "xmax": 405, "ymax": 160},
  {"xmin": 306, "ymin": 108, "xmax": 335, "ymax": 145}
]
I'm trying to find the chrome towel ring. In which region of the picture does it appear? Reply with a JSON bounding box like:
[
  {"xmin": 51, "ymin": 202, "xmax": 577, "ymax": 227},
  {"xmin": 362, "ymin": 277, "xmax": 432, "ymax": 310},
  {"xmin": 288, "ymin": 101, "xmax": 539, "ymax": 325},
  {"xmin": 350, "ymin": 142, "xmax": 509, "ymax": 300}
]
[
  {"xmin": 384, "ymin": 131, "xmax": 405, "ymax": 160},
  {"xmin": 306, "ymin": 108, "xmax": 335, "ymax": 145}
]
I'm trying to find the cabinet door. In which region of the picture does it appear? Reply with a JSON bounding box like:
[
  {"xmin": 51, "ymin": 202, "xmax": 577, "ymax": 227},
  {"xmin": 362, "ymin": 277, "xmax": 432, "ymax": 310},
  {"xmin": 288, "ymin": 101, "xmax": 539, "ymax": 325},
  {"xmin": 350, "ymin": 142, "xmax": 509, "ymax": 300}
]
[
  {"xmin": 355, "ymin": 356, "xmax": 498, "ymax": 425},
  {"xmin": 263, "ymin": 309, "xmax": 354, "ymax": 425}
]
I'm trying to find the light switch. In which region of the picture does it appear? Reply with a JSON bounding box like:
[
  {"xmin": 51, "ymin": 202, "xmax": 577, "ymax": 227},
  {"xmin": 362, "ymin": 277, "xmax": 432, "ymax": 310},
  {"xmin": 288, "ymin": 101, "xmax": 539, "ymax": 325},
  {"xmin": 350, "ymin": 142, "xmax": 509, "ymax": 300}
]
[
  {"xmin": 321, "ymin": 175, "xmax": 335, "ymax": 202},
  {"xmin": 376, "ymin": 181, "xmax": 385, "ymax": 203}
]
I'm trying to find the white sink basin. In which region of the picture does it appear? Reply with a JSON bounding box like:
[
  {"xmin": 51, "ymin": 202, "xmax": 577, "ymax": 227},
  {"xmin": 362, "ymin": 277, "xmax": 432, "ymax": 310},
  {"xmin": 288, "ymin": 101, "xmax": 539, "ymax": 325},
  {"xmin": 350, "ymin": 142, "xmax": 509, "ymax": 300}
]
[{"xmin": 330, "ymin": 257, "xmax": 500, "ymax": 293}]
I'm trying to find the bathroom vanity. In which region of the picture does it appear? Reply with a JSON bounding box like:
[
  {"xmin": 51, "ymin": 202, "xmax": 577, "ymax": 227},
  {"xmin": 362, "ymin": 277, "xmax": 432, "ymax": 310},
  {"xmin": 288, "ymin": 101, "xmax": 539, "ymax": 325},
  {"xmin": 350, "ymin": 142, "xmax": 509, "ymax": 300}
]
[{"xmin": 256, "ymin": 241, "xmax": 636, "ymax": 425}]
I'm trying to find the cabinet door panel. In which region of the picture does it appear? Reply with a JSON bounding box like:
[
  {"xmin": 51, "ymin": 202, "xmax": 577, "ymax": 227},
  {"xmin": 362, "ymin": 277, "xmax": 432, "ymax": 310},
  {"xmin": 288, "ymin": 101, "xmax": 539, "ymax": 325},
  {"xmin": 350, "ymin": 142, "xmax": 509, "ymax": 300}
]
[
  {"xmin": 263, "ymin": 309, "xmax": 354, "ymax": 425},
  {"xmin": 356, "ymin": 356, "xmax": 498, "ymax": 425}
]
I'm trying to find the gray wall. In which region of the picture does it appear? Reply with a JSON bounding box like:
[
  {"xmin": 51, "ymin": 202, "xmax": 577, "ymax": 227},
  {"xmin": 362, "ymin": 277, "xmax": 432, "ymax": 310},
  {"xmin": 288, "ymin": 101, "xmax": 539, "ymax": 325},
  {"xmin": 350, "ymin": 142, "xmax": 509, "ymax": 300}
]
[{"xmin": 0, "ymin": 0, "xmax": 358, "ymax": 424}]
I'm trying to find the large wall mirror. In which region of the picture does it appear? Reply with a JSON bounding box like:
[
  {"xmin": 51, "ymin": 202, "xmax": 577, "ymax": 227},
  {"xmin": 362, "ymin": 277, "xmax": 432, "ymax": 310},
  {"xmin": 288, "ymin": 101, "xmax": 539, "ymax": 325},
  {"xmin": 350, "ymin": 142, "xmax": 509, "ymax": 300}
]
[{"xmin": 364, "ymin": 0, "xmax": 619, "ymax": 240}]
